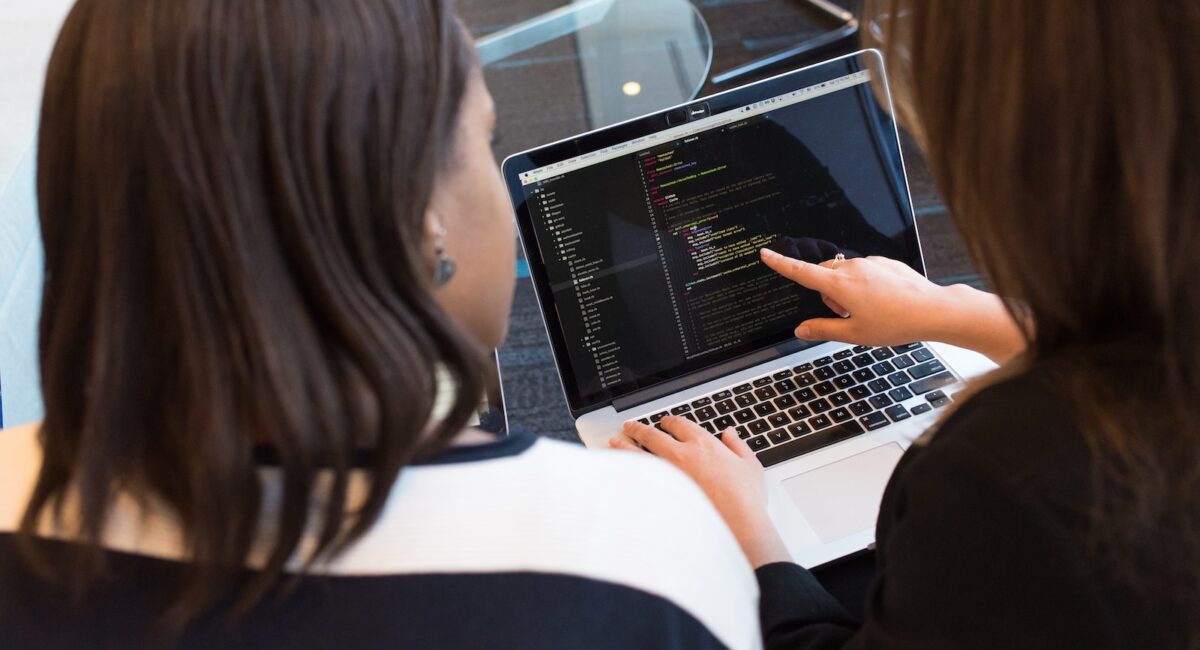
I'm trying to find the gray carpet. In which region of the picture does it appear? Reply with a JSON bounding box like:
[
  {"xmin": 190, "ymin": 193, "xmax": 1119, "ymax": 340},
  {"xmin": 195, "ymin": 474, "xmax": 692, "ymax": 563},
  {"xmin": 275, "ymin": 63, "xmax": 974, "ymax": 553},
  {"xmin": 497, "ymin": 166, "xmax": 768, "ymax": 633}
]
[{"xmin": 458, "ymin": 0, "xmax": 982, "ymax": 442}]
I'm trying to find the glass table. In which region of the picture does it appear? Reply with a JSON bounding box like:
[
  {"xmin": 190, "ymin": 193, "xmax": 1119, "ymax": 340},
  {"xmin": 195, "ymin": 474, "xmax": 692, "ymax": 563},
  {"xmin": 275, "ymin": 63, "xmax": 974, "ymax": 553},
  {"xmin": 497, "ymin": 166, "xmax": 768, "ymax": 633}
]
[{"xmin": 467, "ymin": 0, "xmax": 713, "ymax": 160}]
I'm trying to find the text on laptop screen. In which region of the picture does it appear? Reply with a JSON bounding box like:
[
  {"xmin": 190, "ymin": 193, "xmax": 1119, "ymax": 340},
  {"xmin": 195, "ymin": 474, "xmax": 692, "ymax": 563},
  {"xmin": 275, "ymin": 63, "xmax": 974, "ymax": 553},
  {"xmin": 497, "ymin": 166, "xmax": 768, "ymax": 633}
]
[{"xmin": 517, "ymin": 65, "xmax": 921, "ymax": 409}]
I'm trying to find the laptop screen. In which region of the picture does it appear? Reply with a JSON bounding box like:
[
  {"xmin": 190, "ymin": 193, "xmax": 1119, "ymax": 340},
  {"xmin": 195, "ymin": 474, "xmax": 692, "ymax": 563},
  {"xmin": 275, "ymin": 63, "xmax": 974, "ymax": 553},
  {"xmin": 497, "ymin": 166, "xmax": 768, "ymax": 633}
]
[{"xmin": 505, "ymin": 52, "xmax": 922, "ymax": 413}]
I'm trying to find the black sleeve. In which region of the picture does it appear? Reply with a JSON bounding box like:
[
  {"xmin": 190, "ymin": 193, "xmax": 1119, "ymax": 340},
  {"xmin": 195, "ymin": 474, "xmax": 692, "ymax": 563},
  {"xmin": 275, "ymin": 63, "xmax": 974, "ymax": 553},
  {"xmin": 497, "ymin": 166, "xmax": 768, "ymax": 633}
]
[{"xmin": 756, "ymin": 414, "xmax": 1116, "ymax": 649}]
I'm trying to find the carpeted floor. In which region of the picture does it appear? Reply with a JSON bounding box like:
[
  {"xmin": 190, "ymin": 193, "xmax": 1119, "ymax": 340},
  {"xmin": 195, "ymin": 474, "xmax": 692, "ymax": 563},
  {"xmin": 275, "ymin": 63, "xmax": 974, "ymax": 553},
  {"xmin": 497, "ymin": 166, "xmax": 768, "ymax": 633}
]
[{"xmin": 458, "ymin": 0, "xmax": 982, "ymax": 442}]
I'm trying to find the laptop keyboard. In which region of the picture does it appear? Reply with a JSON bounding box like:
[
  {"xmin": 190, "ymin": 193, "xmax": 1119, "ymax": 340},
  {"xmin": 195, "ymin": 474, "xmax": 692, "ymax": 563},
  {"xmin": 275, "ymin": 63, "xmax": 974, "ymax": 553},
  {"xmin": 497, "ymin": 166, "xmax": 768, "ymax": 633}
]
[{"xmin": 634, "ymin": 343, "xmax": 958, "ymax": 468}]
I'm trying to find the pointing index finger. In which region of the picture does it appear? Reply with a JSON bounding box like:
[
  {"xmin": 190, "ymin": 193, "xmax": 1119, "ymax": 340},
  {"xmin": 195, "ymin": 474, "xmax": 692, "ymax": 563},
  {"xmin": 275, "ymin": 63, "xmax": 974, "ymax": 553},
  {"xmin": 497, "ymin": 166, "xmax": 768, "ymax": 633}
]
[{"xmin": 760, "ymin": 248, "xmax": 836, "ymax": 292}]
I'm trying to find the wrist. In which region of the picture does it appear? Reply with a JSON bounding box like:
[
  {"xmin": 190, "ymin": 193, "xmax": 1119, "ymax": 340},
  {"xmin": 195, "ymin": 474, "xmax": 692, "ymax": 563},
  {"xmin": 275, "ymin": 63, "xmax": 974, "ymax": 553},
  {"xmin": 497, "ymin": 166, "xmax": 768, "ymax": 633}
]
[
  {"xmin": 735, "ymin": 513, "xmax": 792, "ymax": 568},
  {"xmin": 929, "ymin": 284, "xmax": 1025, "ymax": 364}
]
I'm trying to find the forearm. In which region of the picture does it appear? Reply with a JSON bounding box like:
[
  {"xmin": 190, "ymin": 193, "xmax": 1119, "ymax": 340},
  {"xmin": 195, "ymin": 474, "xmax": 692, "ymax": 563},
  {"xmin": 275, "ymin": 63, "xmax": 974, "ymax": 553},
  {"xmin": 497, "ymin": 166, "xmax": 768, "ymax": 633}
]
[{"xmin": 929, "ymin": 284, "xmax": 1026, "ymax": 365}]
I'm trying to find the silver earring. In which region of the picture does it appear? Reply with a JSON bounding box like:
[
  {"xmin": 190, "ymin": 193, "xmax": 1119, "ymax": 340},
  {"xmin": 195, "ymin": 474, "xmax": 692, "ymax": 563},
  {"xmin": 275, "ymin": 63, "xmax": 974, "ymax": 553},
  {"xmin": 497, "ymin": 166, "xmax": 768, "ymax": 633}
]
[{"xmin": 433, "ymin": 223, "xmax": 456, "ymax": 287}]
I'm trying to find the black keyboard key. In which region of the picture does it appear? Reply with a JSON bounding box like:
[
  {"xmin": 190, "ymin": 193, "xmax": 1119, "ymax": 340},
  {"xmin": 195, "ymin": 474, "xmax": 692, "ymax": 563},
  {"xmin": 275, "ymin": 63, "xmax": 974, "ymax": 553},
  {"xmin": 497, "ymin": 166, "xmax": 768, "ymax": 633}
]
[
  {"xmin": 887, "ymin": 371, "xmax": 912, "ymax": 387},
  {"xmin": 810, "ymin": 398, "xmax": 832, "ymax": 414},
  {"xmin": 712, "ymin": 390, "xmax": 732, "ymax": 401},
  {"xmin": 735, "ymin": 393, "xmax": 757, "ymax": 408},
  {"xmin": 748, "ymin": 435, "xmax": 770, "ymax": 451},
  {"xmin": 888, "ymin": 387, "xmax": 914, "ymax": 402},
  {"xmin": 695, "ymin": 406, "xmax": 717, "ymax": 421},
  {"xmin": 772, "ymin": 370, "xmax": 794, "ymax": 380},
  {"xmin": 775, "ymin": 378, "xmax": 797, "ymax": 393},
  {"xmin": 852, "ymin": 368, "xmax": 876, "ymax": 383},
  {"xmin": 715, "ymin": 399, "xmax": 737, "ymax": 415},
  {"xmin": 774, "ymin": 394, "xmax": 798, "ymax": 409},
  {"xmin": 833, "ymin": 349, "xmax": 855, "ymax": 360},
  {"xmin": 830, "ymin": 407, "xmax": 853, "ymax": 423},
  {"xmin": 670, "ymin": 404, "xmax": 691, "ymax": 415},
  {"xmin": 795, "ymin": 387, "xmax": 816, "ymax": 401},
  {"xmin": 714, "ymin": 415, "xmax": 735, "ymax": 430},
  {"xmin": 753, "ymin": 402, "xmax": 777, "ymax": 417},
  {"xmin": 691, "ymin": 397, "xmax": 713, "ymax": 408},
  {"xmin": 756, "ymin": 420, "xmax": 865, "ymax": 468},
  {"xmin": 768, "ymin": 429, "xmax": 791, "ymax": 444},
  {"xmin": 833, "ymin": 375, "xmax": 855, "ymax": 390},
  {"xmin": 680, "ymin": 412, "xmax": 697, "ymax": 422},
  {"xmin": 861, "ymin": 412, "xmax": 889, "ymax": 430},
  {"xmin": 908, "ymin": 359, "xmax": 947, "ymax": 380},
  {"xmin": 792, "ymin": 362, "xmax": 814, "ymax": 373},
  {"xmin": 885, "ymin": 404, "xmax": 912, "ymax": 422},
  {"xmin": 768, "ymin": 412, "xmax": 791, "ymax": 428},
  {"xmin": 852, "ymin": 345, "xmax": 872, "ymax": 353},
  {"xmin": 911, "ymin": 403, "xmax": 933, "ymax": 415},
  {"xmin": 871, "ymin": 348, "xmax": 895, "ymax": 361},
  {"xmin": 736, "ymin": 425, "xmax": 751, "ymax": 439},
  {"xmin": 910, "ymin": 371, "xmax": 956, "ymax": 395},
  {"xmin": 733, "ymin": 383, "xmax": 754, "ymax": 394},
  {"xmin": 829, "ymin": 391, "xmax": 852, "ymax": 406},
  {"xmin": 872, "ymin": 360, "xmax": 896, "ymax": 375},
  {"xmin": 794, "ymin": 372, "xmax": 816, "ymax": 387},
  {"xmin": 869, "ymin": 394, "xmax": 893, "ymax": 409},
  {"xmin": 851, "ymin": 353, "xmax": 875, "ymax": 368},
  {"xmin": 754, "ymin": 386, "xmax": 778, "ymax": 401},
  {"xmin": 849, "ymin": 400, "xmax": 873, "ymax": 416},
  {"xmin": 788, "ymin": 419, "xmax": 812, "ymax": 437},
  {"xmin": 814, "ymin": 366, "xmax": 836, "ymax": 380},
  {"xmin": 814, "ymin": 356, "xmax": 834, "ymax": 367},
  {"xmin": 814, "ymin": 381, "xmax": 837, "ymax": 396},
  {"xmin": 809, "ymin": 414, "xmax": 833, "ymax": 430},
  {"xmin": 734, "ymin": 408, "xmax": 756, "ymax": 423},
  {"xmin": 891, "ymin": 342, "xmax": 923, "ymax": 353},
  {"xmin": 650, "ymin": 412, "xmax": 668, "ymax": 423},
  {"xmin": 849, "ymin": 385, "xmax": 872, "ymax": 400},
  {"xmin": 701, "ymin": 421, "xmax": 718, "ymax": 433},
  {"xmin": 832, "ymin": 360, "xmax": 855, "ymax": 375},
  {"xmin": 891, "ymin": 354, "xmax": 915, "ymax": 369},
  {"xmin": 911, "ymin": 348, "xmax": 934, "ymax": 363},
  {"xmin": 867, "ymin": 379, "xmax": 891, "ymax": 393},
  {"xmin": 637, "ymin": 418, "xmax": 651, "ymax": 425},
  {"xmin": 931, "ymin": 397, "xmax": 951, "ymax": 408},
  {"xmin": 788, "ymin": 405, "xmax": 812, "ymax": 420},
  {"xmin": 753, "ymin": 377, "xmax": 774, "ymax": 387},
  {"xmin": 749, "ymin": 419, "xmax": 771, "ymax": 434}
]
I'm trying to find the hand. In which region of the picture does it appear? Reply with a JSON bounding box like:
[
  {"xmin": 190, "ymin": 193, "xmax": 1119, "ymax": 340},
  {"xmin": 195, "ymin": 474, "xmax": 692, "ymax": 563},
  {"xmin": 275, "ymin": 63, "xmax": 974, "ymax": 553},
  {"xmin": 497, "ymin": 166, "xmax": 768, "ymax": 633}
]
[
  {"xmin": 760, "ymin": 248, "xmax": 1026, "ymax": 363},
  {"xmin": 610, "ymin": 417, "xmax": 792, "ymax": 568}
]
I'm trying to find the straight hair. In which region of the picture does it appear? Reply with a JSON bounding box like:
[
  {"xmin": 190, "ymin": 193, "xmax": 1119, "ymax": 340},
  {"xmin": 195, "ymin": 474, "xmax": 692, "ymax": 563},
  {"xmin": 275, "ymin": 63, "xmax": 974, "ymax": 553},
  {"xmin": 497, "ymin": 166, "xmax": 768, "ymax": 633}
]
[
  {"xmin": 24, "ymin": 0, "xmax": 481, "ymax": 625},
  {"xmin": 867, "ymin": 0, "xmax": 1200, "ymax": 635}
]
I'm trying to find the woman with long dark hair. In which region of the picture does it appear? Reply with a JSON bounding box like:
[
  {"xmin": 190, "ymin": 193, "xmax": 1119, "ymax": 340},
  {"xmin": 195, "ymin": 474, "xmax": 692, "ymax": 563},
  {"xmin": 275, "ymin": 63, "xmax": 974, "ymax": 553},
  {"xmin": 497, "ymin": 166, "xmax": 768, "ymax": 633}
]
[
  {"xmin": 619, "ymin": 1, "xmax": 1200, "ymax": 647},
  {"xmin": 0, "ymin": 1, "xmax": 761, "ymax": 647}
]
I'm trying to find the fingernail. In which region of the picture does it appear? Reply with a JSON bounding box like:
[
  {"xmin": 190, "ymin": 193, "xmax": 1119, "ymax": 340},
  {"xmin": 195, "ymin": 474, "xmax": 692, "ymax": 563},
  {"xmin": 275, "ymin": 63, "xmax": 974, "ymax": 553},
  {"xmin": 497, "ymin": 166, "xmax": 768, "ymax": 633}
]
[{"xmin": 796, "ymin": 324, "xmax": 812, "ymax": 339}]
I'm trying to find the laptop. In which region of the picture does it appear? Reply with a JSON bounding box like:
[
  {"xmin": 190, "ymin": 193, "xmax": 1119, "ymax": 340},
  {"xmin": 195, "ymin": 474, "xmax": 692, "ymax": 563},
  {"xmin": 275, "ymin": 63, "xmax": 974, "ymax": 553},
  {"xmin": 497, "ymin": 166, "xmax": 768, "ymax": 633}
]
[{"xmin": 501, "ymin": 50, "xmax": 995, "ymax": 568}]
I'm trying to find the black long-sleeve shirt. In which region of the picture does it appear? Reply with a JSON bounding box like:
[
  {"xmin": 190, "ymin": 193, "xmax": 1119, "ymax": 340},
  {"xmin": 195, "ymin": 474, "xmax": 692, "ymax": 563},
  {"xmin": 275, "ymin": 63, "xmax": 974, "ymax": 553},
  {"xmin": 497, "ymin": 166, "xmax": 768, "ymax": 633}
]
[{"xmin": 757, "ymin": 365, "xmax": 1193, "ymax": 649}]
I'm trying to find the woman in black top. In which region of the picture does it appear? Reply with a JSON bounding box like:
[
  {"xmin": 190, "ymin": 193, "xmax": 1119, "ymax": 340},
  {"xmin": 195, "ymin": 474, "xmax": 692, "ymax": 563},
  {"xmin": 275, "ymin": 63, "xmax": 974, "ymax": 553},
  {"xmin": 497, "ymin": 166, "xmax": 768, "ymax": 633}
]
[{"xmin": 617, "ymin": 1, "xmax": 1200, "ymax": 647}]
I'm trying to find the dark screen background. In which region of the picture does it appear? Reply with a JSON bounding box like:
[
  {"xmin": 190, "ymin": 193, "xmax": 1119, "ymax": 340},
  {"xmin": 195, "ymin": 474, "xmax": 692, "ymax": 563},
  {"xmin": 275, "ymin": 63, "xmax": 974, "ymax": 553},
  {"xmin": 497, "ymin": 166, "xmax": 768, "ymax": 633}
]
[{"xmin": 521, "ymin": 79, "xmax": 919, "ymax": 408}]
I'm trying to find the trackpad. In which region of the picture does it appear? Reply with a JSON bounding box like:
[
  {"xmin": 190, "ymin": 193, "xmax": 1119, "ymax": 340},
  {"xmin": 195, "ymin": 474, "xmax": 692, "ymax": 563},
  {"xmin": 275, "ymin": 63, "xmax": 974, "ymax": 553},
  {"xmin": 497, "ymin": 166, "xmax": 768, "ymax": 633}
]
[{"xmin": 781, "ymin": 443, "xmax": 904, "ymax": 543}]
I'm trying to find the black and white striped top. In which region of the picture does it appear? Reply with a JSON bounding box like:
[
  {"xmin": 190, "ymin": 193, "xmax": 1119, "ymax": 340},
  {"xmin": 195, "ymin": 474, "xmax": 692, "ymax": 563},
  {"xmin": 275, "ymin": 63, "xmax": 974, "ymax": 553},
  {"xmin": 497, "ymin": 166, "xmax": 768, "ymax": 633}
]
[{"xmin": 0, "ymin": 423, "xmax": 761, "ymax": 649}]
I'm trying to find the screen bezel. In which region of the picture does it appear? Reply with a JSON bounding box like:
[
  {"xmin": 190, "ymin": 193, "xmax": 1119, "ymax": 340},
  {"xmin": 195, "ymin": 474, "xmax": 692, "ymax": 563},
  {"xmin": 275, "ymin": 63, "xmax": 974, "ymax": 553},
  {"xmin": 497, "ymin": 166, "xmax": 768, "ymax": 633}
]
[{"xmin": 502, "ymin": 49, "xmax": 926, "ymax": 416}]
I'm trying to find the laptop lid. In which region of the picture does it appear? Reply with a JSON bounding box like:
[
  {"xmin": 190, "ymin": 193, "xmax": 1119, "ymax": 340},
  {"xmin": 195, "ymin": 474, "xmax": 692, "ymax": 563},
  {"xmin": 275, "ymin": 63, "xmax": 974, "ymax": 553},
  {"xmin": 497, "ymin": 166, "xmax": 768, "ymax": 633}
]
[{"xmin": 502, "ymin": 50, "xmax": 925, "ymax": 417}]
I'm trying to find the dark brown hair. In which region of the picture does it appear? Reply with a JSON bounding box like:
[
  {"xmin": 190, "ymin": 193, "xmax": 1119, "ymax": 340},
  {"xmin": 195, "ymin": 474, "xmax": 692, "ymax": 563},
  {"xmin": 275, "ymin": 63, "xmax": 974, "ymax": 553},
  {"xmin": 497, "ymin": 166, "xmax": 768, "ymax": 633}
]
[
  {"xmin": 25, "ymin": 0, "xmax": 482, "ymax": 623},
  {"xmin": 868, "ymin": 0, "xmax": 1200, "ymax": 633}
]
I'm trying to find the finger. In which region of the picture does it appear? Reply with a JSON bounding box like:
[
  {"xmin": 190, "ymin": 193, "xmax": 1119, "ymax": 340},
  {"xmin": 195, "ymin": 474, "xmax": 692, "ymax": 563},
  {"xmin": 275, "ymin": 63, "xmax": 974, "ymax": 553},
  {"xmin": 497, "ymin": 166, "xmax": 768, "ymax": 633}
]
[
  {"xmin": 608, "ymin": 435, "xmax": 650, "ymax": 454},
  {"xmin": 623, "ymin": 420, "xmax": 679, "ymax": 456},
  {"xmin": 795, "ymin": 316, "xmax": 857, "ymax": 342},
  {"xmin": 760, "ymin": 248, "xmax": 837, "ymax": 293},
  {"xmin": 659, "ymin": 415, "xmax": 705, "ymax": 443},
  {"xmin": 719, "ymin": 428, "xmax": 756, "ymax": 459},
  {"xmin": 822, "ymin": 295, "xmax": 849, "ymax": 317}
]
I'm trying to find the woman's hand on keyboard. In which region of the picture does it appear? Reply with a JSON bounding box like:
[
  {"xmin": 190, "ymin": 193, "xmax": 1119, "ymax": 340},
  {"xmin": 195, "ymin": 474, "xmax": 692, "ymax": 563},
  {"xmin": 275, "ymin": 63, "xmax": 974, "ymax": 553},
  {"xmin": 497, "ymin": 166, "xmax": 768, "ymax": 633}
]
[
  {"xmin": 612, "ymin": 417, "xmax": 792, "ymax": 568},
  {"xmin": 760, "ymin": 248, "xmax": 1025, "ymax": 364}
]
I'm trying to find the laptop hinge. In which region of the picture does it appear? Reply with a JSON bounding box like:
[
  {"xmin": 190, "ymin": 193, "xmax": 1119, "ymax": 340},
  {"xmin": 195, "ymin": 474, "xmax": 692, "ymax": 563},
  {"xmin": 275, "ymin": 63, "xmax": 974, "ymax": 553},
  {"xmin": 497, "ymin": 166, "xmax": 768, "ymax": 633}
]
[{"xmin": 611, "ymin": 340, "xmax": 807, "ymax": 413}]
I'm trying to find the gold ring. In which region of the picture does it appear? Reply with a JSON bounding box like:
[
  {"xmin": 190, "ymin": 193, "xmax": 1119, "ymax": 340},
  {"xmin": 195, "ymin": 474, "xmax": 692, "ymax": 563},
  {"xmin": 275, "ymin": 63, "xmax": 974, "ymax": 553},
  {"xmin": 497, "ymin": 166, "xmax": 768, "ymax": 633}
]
[{"xmin": 832, "ymin": 252, "xmax": 846, "ymax": 269}]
